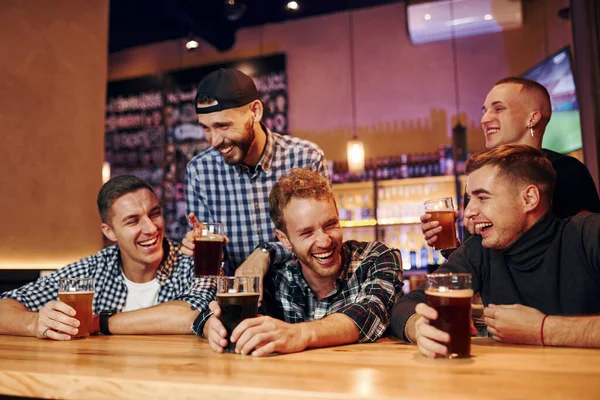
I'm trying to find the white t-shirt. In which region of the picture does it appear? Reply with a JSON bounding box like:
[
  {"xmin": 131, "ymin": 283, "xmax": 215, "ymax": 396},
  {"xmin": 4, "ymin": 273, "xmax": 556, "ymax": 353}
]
[{"xmin": 122, "ymin": 274, "xmax": 161, "ymax": 312}]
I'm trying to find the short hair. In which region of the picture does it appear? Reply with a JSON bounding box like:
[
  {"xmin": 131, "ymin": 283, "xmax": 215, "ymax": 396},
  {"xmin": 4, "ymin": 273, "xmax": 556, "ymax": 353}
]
[
  {"xmin": 465, "ymin": 144, "xmax": 556, "ymax": 205},
  {"xmin": 269, "ymin": 169, "xmax": 334, "ymax": 232},
  {"xmin": 97, "ymin": 175, "xmax": 156, "ymax": 224},
  {"xmin": 494, "ymin": 77, "xmax": 552, "ymax": 125}
]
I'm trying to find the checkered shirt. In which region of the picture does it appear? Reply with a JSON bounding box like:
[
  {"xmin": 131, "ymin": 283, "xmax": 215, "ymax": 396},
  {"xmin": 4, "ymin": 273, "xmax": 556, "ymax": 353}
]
[
  {"xmin": 0, "ymin": 238, "xmax": 215, "ymax": 314},
  {"xmin": 185, "ymin": 125, "xmax": 328, "ymax": 275},
  {"xmin": 263, "ymin": 241, "xmax": 403, "ymax": 342},
  {"xmin": 192, "ymin": 241, "xmax": 403, "ymax": 341}
]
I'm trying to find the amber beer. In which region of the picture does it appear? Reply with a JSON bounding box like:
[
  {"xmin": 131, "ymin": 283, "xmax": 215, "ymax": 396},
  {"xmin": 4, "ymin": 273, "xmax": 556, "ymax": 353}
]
[
  {"xmin": 58, "ymin": 291, "xmax": 94, "ymax": 338},
  {"xmin": 194, "ymin": 238, "xmax": 223, "ymax": 276},
  {"xmin": 58, "ymin": 277, "xmax": 95, "ymax": 339},
  {"xmin": 426, "ymin": 273, "xmax": 472, "ymax": 358},
  {"xmin": 424, "ymin": 197, "xmax": 458, "ymax": 250},
  {"xmin": 429, "ymin": 211, "xmax": 458, "ymax": 250},
  {"xmin": 217, "ymin": 292, "xmax": 260, "ymax": 353}
]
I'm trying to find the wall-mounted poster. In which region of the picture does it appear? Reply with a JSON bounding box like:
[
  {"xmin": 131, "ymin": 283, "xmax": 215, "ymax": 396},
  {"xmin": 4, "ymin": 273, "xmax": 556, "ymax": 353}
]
[{"xmin": 104, "ymin": 54, "xmax": 287, "ymax": 241}]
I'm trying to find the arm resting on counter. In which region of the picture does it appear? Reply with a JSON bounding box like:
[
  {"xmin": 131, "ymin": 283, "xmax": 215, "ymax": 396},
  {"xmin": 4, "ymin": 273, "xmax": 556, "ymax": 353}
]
[
  {"xmin": 106, "ymin": 300, "xmax": 200, "ymax": 335},
  {"xmin": 303, "ymin": 312, "xmax": 360, "ymax": 349},
  {"xmin": 544, "ymin": 315, "xmax": 600, "ymax": 348},
  {"xmin": 0, "ymin": 298, "xmax": 80, "ymax": 340},
  {"xmin": 232, "ymin": 312, "xmax": 360, "ymax": 356},
  {"xmin": 0, "ymin": 299, "xmax": 37, "ymax": 336}
]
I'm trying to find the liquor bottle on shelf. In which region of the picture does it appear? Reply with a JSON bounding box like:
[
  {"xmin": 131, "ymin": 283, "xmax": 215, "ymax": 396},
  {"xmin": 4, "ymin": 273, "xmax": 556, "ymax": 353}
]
[
  {"xmin": 407, "ymin": 154, "xmax": 415, "ymax": 178},
  {"xmin": 352, "ymin": 194, "xmax": 362, "ymax": 221},
  {"xmin": 361, "ymin": 193, "xmax": 372, "ymax": 219},
  {"xmin": 444, "ymin": 145, "xmax": 454, "ymax": 176},
  {"xmin": 344, "ymin": 195, "xmax": 354, "ymax": 221},
  {"xmin": 365, "ymin": 159, "xmax": 375, "ymax": 181},
  {"xmin": 409, "ymin": 239, "xmax": 417, "ymax": 270},
  {"xmin": 420, "ymin": 242, "xmax": 429, "ymax": 269},
  {"xmin": 399, "ymin": 230, "xmax": 411, "ymax": 271},
  {"xmin": 389, "ymin": 157, "xmax": 398, "ymax": 179},
  {"xmin": 376, "ymin": 158, "xmax": 383, "ymax": 180},
  {"xmin": 400, "ymin": 154, "xmax": 408, "ymax": 179},
  {"xmin": 411, "ymin": 154, "xmax": 420, "ymax": 178},
  {"xmin": 432, "ymin": 152, "xmax": 441, "ymax": 176},
  {"xmin": 338, "ymin": 194, "xmax": 348, "ymax": 221},
  {"xmin": 418, "ymin": 153, "xmax": 428, "ymax": 177},
  {"xmin": 383, "ymin": 157, "xmax": 392, "ymax": 180},
  {"xmin": 432, "ymin": 248, "xmax": 442, "ymax": 265},
  {"xmin": 439, "ymin": 146, "xmax": 447, "ymax": 176}
]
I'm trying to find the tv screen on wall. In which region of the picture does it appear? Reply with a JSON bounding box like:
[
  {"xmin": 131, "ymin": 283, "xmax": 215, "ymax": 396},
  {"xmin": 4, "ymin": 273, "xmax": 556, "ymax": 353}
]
[{"xmin": 521, "ymin": 47, "xmax": 582, "ymax": 154}]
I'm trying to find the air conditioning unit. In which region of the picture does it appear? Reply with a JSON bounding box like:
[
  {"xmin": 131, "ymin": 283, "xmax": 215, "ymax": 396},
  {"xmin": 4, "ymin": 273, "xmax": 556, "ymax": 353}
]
[{"xmin": 407, "ymin": 0, "xmax": 523, "ymax": 44}]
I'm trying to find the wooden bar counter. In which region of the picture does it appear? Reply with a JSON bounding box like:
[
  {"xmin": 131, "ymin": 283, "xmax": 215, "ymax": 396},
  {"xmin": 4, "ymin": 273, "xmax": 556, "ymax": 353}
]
[{"xmin": 0, "ymin": 335, "xmax": 598, "ymax": 399}]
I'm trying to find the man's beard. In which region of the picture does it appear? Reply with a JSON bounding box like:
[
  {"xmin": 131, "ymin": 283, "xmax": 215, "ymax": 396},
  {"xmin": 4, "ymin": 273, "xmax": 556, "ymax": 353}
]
[
  {"xmin": 222, "ymin": 117, "xmax": 255, "ymax": 166},
  {"xmin": 296, "ymin": 249, "xmax": 343, "ymax": 279}
]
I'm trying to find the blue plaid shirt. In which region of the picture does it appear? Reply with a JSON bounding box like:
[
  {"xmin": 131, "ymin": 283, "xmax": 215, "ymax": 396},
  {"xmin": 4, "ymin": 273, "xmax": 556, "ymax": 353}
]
[
  {"xmin": 1, "ymin": 238, "xmax": 215, "ymax": 314},
  {"xmin": 193, "ymin": 241, "xmax": 403, "ymax": 342},
  {"xmin": 185, "ymin": 126, "xmax": 328, "ymax": 275}
]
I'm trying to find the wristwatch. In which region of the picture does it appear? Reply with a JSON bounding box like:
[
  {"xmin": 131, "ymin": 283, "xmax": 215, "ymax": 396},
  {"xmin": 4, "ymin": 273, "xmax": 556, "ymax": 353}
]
[
  {"xmin": 256, "ymin": 241, "xmax": 276, "ymax": 261},
  {"xmin": 99, "ymin": 310, "xmax": 117, "ymax": 335}
]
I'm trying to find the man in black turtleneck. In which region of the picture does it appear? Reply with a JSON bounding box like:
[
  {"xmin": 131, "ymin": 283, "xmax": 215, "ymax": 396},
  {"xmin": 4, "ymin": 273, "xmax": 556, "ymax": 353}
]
[{"xmin": 391, "ymin": 144, "xmax": 600, "ymax": 356}]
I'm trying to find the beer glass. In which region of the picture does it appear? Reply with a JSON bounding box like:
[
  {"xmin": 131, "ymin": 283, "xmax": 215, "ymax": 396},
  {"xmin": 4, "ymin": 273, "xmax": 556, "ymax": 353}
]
[
  {"xmin": 193, "ymin": 222, "xmax": 225, "ymax": 277},
  {"xmin": 424, "ymin": 197, "xmax": 458, "ymax": 250},
  {"xmin": 216, "ymin": 276, "xmax": 260, "ymax": 353},
  {"xmin": 426, "ymin": 273, "xmax": 473, "ymax": 358},
  {"xmin": 58, "ymin": 278, "xmax": 95, "ymax": 339}
]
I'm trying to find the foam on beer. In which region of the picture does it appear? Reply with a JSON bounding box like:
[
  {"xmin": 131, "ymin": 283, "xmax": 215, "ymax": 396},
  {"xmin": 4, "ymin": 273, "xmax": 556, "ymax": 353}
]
[
  {"xmin": 60, "ymin": 291, "xmax": 94, "ymax": 295},
  {"xmin": 217, "ymin": 292, "xmax": 260, "ymax": 297},
  {"xmin": 195, "ymin": 236, "xmax": 224, "ymax": 242},
  {"xmin": 425, "ymin": 289, "xmax": 474, "ymax": 298},
  {"xmin": 428, "ymin": 207, "xmax": 454, "ymax": 212}
]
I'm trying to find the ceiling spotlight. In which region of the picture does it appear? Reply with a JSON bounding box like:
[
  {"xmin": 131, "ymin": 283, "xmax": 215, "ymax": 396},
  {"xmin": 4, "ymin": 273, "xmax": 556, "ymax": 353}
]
[
  {"xmin": 483, "ymin": 14, "xmax": 493, "ymax": 21},
  {"xmin": 224, "ymin": 0, "xmax": 247, "ymax": 21},
  {"xmin": 185, "ymin": 34, "xmax": 199, "ymax": 51},
  {"xmin": 424, "ymin": 13, "xmax": 432, "ymax": 20},
  {"xmin": 286, "ymin": 1, "xmax": 299, "ymax": 11},
  {"xmin": 186, "ymin": 39, "xmax": 199, "ymax": 50}
]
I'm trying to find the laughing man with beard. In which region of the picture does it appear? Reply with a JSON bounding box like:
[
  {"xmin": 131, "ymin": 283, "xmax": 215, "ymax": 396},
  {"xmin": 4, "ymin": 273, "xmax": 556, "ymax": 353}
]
[
  {"xmin": 195, "ymin": 169, "xmax": 403, "ymax": 356},
  {"xmin": 182, "ymin": 69, "xmax": 328, "ymax": 277}
]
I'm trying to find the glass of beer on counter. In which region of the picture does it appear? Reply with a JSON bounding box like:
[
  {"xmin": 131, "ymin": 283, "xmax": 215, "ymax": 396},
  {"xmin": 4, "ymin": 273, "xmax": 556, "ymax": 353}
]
[
  {"xmin": 424, "ymin": 197, "xmax": 458, "ymax": 250},
  {"xmin": 193, "ymin": 222, "xmax": 225, "ymax": 277},
  {"xmin": 426, "ymin": 273, "xmax": 473, "ymax": 358},
  {"xmin": 216, "ymin": 276, "xmax": 260, "ymax": 353},
  {"xmin": 58, "ymin": 278, "xmax": 95, "ymax": 339}
]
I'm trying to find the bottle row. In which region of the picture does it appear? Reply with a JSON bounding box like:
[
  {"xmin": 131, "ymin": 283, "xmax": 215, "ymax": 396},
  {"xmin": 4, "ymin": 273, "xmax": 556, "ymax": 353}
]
[
  {"xmin": 329, "ymin": 145, "xmax": 455, "ymax": 184},
  {"xmin": 341, "ymin": 225, "xmax": 446, "ymax": 272},
  {"xmin": 336, "ymin": 177, "xmax": 460, "ymax": 223},
  {"xmin": 338, "ymin": 199, "xmax": 426, "ymax": 223}
]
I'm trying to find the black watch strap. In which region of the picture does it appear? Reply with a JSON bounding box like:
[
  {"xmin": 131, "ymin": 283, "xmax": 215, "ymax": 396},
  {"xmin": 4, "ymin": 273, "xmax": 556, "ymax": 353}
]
[
  {"xmin": 256, "ymin": 241, "xmax": 276, "ymax": 261},
  {"xmin": 100, "ymin": 311, "xmax": 116, "ymax": 335}
]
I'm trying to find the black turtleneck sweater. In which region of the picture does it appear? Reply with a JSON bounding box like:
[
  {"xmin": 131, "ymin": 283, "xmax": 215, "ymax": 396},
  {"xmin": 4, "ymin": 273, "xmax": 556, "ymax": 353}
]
[{"xmin": 390, "ymin": 212, "xmax": 600, "ymax": 341}]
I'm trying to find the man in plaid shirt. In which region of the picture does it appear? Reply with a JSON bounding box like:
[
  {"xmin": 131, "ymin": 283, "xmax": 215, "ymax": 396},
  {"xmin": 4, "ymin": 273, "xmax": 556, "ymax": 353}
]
[
  {"xmin": 181, "ymin": 69, "xmax": 328, "ymax": 276},
  {"xmin": 195, "ymin": 169, "xmax": 403, "ymax": 356},
  {"xmin": 0, "ymin": 175, "xmax": 214, "ymax": 341}
]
